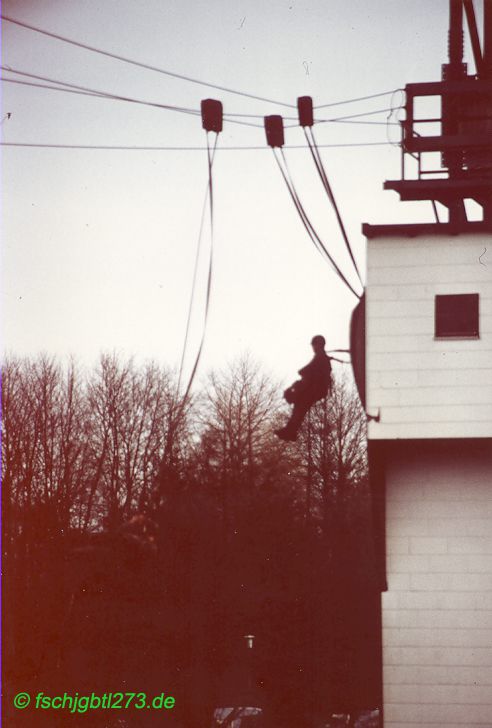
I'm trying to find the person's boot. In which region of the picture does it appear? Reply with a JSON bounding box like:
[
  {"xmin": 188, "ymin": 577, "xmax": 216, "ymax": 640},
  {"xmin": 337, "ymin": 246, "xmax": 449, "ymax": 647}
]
[{"xmin": 274, "ymin": 427, "xmax": 297, "ymax": 441}]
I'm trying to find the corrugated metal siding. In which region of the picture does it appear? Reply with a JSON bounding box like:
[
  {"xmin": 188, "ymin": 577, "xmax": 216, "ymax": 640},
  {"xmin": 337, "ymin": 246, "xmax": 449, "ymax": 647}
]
[{"xmin": 366, "ymin": 233, "xmax": 492, "ymax": 440}]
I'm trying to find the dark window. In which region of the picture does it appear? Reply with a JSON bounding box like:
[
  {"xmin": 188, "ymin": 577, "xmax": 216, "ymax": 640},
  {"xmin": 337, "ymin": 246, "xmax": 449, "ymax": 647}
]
[{"xmin": 435, "ymin": 293, "xmax": 479, "ymax": 338}]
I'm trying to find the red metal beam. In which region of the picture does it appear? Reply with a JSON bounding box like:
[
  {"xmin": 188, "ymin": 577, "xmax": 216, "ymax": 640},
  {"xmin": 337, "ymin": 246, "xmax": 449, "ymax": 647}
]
[
  {"xmin": 463, "ymin": 0, "xmax": 484, "ymax": 76},
  {"xmin": 403, "ymin": 133, "xmax": 490, "ymax": 153}
]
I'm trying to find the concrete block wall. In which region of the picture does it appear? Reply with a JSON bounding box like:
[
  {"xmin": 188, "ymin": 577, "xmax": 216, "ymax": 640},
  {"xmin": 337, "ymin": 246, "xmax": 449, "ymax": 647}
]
[{"xmin": 382, "ymin": 441, "xmax": 492, "ymax": 727}]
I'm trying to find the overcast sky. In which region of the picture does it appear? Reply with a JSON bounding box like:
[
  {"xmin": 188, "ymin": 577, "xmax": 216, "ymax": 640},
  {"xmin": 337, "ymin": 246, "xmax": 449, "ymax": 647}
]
[{"xmin": 1, "ymin": 0, "xmax": 483, "ymax": 387}]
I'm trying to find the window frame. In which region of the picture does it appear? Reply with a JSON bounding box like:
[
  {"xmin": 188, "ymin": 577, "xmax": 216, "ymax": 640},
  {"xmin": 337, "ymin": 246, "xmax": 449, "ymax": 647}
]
[{"xmin": 434, "ymin": 292, "xmax": 480, "ymax": 340}]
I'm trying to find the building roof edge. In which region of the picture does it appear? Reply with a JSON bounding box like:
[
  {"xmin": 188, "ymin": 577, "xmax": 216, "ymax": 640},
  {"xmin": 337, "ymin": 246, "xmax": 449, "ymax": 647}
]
[{"xmin": 362, "ymin": 221, "xmax": 492, "ymax": 239}]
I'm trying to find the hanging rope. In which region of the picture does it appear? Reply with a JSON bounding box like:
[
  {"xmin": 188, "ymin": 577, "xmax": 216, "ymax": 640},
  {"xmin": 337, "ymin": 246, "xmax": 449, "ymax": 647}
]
[
  {"xmin": 179, "ymin": 131, "xmax": 217, "ymax": 405},
  {"xmin": 303, "ymin": 126, "xmax": 364, "ymax": 288},
  {"xmin": 164, "ymin": 128, "xmax": 219, "ymax": 461},
  {"xmin": 176, "ymin": 140, "xmax": 217, "ymax": 395},
  {"xmin": 326, "ymin": 348, "xmax": 351, "ymax": 365},
  {"xmin": 328, "ymin": 355, "xmax": 351, "ymax": 365},
  {"xmin": 272, "ymin": 147, "xmax": 361, "ymax": 300}
]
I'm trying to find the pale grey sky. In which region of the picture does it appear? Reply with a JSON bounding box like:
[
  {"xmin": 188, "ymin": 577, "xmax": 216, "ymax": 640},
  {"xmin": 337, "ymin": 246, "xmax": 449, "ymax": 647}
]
[{"xmin": 1, "ymin": 0, "xmax": 481, "ymax": 385}]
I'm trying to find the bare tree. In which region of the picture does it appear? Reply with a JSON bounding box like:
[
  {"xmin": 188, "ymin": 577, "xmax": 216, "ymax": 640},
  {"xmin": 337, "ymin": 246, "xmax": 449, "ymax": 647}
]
[
  {"xmin": 292, "ymin": 370, "xmax": 368, "ymax": 526},
  {"xmin": 2, "ymin": 355, "xmax": 90, "ymax": 682},
  {"xmin": 2, "ymin": 352, "xmax": 374, "ymax": 722},
  {"xmin": 192, "ymin": 354, "xmax": 297, "ymax": 531},
  {"xmin": 2, "ymin": 355, "xmax": 90, "ymax": 538},
  {"xmin": 84, "ymin": 353, "xmax": 181, "ymax": 529}
]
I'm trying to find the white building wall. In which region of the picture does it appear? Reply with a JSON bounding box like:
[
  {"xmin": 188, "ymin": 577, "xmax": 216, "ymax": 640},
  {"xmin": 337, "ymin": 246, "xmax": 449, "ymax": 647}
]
[
  {"xmin": 366, "ymin": 233, "xmax": 492, "ymax": 440},
  {"xmin": 382, "ymin": 441, "xmax": 492, "ymax": 728}
]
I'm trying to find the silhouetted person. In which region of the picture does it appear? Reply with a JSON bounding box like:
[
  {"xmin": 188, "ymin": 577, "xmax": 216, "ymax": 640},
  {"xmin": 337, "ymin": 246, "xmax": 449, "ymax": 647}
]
[{"xmin": 275, "ymin": 335, "xmax": 332, "ymax": 441}]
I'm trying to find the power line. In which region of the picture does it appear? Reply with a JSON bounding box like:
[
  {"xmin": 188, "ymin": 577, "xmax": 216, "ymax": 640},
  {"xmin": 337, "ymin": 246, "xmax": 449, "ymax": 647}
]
[
  {"xmin": 333, "ymin": 119, "xmax": 400, "ymax": 126},
  {"xmin": 318, "ymin": 107, "xmax": 395, "ymax": 122},
  {"xmin": 2, "ymin": 76, "xmax": 197, "ymax": 115},
  {"xmin": 2, "ymin": 76, "xmax": 107, "ymax": 100},
  {"xmin": 0, "ymin": 141, "xmax": 394, "ymax": 151},
  {"xmin": 314, "ymin": 89, "xmax": 398, "ymax": 109},
  {"xmin": 2, "ymin": 14, "xmax": 295, "ymax": 109},
  {"xmin": 0, "ymin": 65, "xmax": 402, "ymax": 126},
  {"xmin": 3, "ymin": 77, "xmax": 398, "ymax": 128},
  {"xmin": 2, "ymin": 16, "xmax": 403, "ymax": 115},
  {"xmin": 316, "ymin": 107, "xmax": 403, "ymax": 130},
  {"xmin": 3, "ymin": 65, "xmax": 401, "ymax": 132},
  {"xmin": 1, "ymin": 69, "xmax": 263, "ymax": 129},
  {"xmin": 221, "ymin": 102, "xmax": 400, "ymax": 122},
  {"xmin": 2, "ymin": 66, "xmax": 196, "ymax": 109}
]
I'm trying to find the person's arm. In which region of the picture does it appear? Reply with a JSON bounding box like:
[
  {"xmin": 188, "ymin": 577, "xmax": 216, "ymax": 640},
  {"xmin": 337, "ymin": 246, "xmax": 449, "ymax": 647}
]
[{"xmin": 298, "ymin": 358, "xmax": 315, "ymax": 379}]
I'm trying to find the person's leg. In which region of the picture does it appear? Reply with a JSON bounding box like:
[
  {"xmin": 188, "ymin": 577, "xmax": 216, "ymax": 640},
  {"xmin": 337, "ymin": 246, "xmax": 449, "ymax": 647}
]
[
  {"xmin": 276, "ymin": 398, "xmax": 312, "ymax": 440},
  {"xmin": 289, "ymin": 400, "xmax": 311, "ymax": 432}
]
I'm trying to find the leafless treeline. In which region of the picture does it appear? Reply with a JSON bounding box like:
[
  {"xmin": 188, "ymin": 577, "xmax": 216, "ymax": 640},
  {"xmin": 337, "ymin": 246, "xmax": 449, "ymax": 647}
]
[
  {"xmin": 3, "ymin": 352, "xmax": 374, "ymax": 726},
  {"xmin": 2, "ymin": 352, "xmax": 367, "ymax": 541},
  {"xmin": 3, "ymin": 354, "xmax": 174, "ymax": 539}
]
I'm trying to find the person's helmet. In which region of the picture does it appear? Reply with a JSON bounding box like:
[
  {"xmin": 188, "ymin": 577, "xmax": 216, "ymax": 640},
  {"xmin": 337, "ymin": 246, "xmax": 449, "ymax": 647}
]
[{"xmin": 311, "ymin": 335, "xmax": 326, "ymax": 348}]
